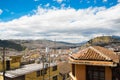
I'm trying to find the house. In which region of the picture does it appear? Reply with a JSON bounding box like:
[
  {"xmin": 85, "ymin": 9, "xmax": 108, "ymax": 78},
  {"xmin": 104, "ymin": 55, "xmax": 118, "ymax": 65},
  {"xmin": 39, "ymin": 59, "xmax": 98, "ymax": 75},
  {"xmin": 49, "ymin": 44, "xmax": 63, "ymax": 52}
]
[
  {"xmin": 0, "ymin": 50, "xmax": 61, "ymax": 80},
  {"xmin": 0, "ymin": 54, "xmax": 22, "ymax": 71},
  {"xmin": 0, "ymin": 62, "xmax": 60, "ymax": 80},
  {"xmin": 69, "ymin": 46, "xmax": 120, "ymax": 80}
]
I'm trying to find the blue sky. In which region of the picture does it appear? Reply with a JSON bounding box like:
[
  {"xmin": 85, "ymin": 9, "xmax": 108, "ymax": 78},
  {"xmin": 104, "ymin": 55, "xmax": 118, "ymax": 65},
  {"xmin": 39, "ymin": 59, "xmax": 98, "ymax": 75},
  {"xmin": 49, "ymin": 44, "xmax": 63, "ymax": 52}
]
[
  {"xmin": 0, "ymin": 0, "xmax": 119, "ymax": 21},
  {"xmin": 0, "ymin": 0, "xmax": 120, "ymax": 43}
]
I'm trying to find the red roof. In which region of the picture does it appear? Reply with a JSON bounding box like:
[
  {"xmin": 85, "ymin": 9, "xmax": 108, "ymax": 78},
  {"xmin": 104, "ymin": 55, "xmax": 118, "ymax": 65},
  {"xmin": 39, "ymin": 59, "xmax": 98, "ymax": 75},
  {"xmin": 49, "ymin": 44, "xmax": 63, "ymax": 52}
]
[{"xmin": 70, "ymin": 46, "xmax": 119, "ymax": 63}]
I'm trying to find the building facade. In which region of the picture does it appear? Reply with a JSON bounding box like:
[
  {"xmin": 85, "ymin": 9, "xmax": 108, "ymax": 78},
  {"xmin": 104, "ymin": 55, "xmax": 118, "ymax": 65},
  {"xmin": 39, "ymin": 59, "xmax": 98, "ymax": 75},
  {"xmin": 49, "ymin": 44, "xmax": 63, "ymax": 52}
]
[
  {"xmin": 0, "ymin": 63, "xmax": 61, "ymax": 80},
  {"xmin": 0, "ymin": 52, "xmax": 62, "ymax": 80},
  {"xmin": 0, "ymin": 55, "xmax": 22, "ymax": 71},
  {"xmin": 69, "ymin": 46, "xmax": 120, "ymax": 80}
]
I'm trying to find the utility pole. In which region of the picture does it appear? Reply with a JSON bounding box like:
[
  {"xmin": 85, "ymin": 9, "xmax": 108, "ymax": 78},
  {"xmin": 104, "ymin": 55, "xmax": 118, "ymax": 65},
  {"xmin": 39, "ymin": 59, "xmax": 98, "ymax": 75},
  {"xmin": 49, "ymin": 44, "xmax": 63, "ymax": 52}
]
[
  {"xmin": 48, "ymin": 51, "xmax": 50, "ymax": 80},
  {"xmin": 45, "ymin": 47, "xmax": 50, "ymax": 80},
  {"xmin": 42, "ymin": 54, "xmax": 45, "ymax": 80},
  {"xmin": 1, "ymin": 47, "xmax": 6, "ymax": 80}
]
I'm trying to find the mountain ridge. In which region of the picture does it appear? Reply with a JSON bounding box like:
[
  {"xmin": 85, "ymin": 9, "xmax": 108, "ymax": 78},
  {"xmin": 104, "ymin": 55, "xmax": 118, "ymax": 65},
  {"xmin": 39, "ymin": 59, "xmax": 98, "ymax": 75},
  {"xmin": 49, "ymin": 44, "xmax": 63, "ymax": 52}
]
[
  {"xmin": 0, "ymin": 35, "xmax": 119, "ymax": 51},
  {"xmin": 81, "ymin": 36, "xmax": 120, "ymax": 50}
]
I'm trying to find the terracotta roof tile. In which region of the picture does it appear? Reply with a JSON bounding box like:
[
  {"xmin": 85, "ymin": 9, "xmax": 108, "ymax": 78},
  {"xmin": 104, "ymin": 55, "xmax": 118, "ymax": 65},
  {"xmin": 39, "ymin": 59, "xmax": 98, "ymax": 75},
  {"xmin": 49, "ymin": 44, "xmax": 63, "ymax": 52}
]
[{"xmin": 70, "ymin": 46, "xmax": 119, "ymax": 63}]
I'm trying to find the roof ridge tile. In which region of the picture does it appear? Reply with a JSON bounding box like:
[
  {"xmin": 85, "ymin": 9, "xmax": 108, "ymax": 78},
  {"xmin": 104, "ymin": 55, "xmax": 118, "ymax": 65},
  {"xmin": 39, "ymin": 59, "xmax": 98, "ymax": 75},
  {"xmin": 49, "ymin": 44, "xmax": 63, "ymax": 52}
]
[{"xmin": 89, "ymin": 46, "xmax": 111, "ymax": 60}]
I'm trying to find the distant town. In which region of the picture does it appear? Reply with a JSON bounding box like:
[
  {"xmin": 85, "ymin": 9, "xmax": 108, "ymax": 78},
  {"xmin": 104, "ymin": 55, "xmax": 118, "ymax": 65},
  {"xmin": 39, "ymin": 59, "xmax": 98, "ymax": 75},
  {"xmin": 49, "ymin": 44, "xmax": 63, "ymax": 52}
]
[{"xmin": 0, "ymin": 36, "xmax": 120, "ymax": 80}]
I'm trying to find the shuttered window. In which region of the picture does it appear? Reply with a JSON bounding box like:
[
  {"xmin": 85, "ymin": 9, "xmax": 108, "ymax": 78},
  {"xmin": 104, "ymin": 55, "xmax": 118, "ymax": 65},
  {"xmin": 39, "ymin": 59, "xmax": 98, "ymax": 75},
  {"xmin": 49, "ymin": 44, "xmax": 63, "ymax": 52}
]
[{"xmin": 86, "ymin": 66, "xmax": 105, "ymax": 80}]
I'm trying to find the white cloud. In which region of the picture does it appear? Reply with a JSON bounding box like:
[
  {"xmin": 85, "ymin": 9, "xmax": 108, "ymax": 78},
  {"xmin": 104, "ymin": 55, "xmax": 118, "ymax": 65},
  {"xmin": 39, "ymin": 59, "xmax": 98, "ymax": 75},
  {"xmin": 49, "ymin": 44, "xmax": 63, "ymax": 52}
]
[
  {"xmin": 61, "ymin": 3, "xmax": 66, "ymax": 8},
  {"xmin": 0, "ymin": 9, "xmax": 3, "ymax": 15},
  {"xmin": 0, "ymin": 4, "xmax": 120, "ymax": 43},
  {"xmin": 118, "ymin": 0, "xmax": 120, "ymax": 3},
  {"xmin": 103, "ymin": 0, "xmax": 107, "ymax": 2},
  {"xmin": 45, "ymin": 3, "xmax": 50, "ymax": 7},
  {"xmin": 54, "ymin": 0, "xmax": 64, "ymax": 3}
]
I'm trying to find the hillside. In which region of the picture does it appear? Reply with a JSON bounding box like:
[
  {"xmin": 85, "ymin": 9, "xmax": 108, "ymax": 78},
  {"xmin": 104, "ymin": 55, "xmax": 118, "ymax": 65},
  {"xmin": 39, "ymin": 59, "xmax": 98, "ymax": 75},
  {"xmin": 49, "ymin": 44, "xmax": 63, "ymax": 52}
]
[
  {"xmin": 0, "ymin": 39, "xmax": 80, "ymax": 51},
  {"xmin": 0, "ymin": 40, "xmax": 26, "ymax": 51},
  {"xmin": 1, "ymin": 36, "xmax": 119, "ymax": 51},
  {"xmin": 9, "ymin": 39, "xmax": 79, "ymax": 50},
  {"xmin": 81, "ymin": 36, "xmax": 120, "ymax": 51}
]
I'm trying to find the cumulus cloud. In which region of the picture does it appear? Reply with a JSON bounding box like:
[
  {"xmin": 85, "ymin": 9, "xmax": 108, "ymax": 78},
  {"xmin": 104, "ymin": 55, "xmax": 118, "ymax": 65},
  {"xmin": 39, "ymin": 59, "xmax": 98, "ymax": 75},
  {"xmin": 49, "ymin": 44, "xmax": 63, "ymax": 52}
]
[
  {"xmin": 61, "ymin": 3, "xmax": 66, "ymax": 8},
  {"xmin": 0, "ymin": 4, "xmax": 120, "ymax": 43},
  {"xmin": 45, "ymin": 3, "xmax": 50, "ymax": 7},
  {"xmin": 54, "ymin": 0, "xmax": 64, "ymax": 3},
  {"xmin": 0, "ymin": 9, "xmax": 3, "ymax": 15}
]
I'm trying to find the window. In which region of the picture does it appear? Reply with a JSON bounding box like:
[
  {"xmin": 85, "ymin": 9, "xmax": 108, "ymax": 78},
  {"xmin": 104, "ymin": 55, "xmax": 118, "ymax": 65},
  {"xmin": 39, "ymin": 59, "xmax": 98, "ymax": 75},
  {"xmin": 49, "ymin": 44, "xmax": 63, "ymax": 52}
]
[
  {"xmin": 112, "ymin": 67, "xmax": 120, "ymax": 80},
  {"xmin": 52, "ymin": 66, "xmax": 57, "ymax": 71},
  {"xmin": 53, "ymin": 75, "xmax": 58, "ymax": 80},
  {"xmin": 11, "ymin": 57, "xmax": 20, "ymax": 63},
  {"xmin": 44, "ymin": 68, "xmax": 47, "ymax": 74},
  {"xmin": 6, "ymin": 60, "xmax": 10, "ymax": 70},
  {"xmin": 41, "ymin": 69, "xmax": 47, "ymax": 76},
  {"xmin": 41, "ymin": 70, "xmax": 44, "ymax": 76},
  {"xmin": 36, "ymin": 71, "xmax": 40, "ymax": 77},
  {"xmin": 86, "ymin": 66, "xmax": 105, "ymax": 80}
]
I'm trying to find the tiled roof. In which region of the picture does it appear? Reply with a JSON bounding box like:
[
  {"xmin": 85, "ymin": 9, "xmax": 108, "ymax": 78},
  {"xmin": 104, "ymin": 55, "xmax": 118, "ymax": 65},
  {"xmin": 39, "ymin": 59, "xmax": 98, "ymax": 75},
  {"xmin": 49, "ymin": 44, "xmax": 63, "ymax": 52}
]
[{"xmin": 70, "ymin": 46, "xmax": 119, "ymax": 63}]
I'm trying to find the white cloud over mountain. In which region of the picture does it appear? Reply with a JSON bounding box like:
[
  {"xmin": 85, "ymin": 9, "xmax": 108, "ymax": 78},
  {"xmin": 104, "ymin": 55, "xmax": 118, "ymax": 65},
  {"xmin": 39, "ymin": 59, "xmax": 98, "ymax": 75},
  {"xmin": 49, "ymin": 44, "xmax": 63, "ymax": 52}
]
[{"xmin": 0, "ymin": 4, "xmax": 120, "ymax": 43}]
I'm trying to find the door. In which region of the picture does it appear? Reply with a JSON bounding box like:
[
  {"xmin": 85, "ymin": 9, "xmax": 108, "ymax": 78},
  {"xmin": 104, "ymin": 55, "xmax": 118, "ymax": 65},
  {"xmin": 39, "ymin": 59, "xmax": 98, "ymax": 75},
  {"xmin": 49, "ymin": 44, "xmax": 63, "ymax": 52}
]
[{"xmin": 6, "ymin": 60, "xmax": 10, "ymax": 70}]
